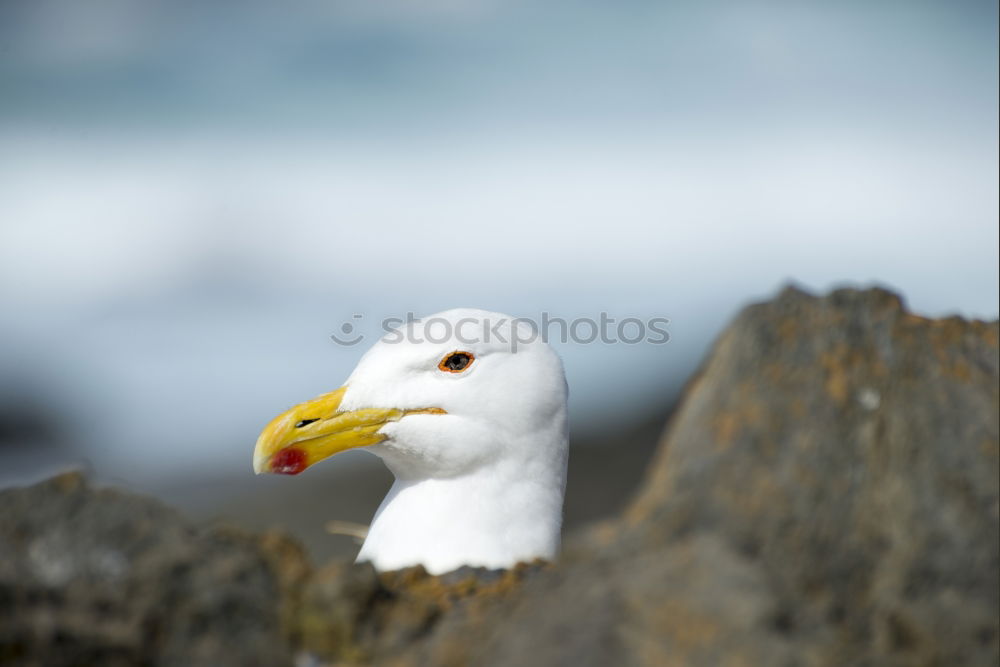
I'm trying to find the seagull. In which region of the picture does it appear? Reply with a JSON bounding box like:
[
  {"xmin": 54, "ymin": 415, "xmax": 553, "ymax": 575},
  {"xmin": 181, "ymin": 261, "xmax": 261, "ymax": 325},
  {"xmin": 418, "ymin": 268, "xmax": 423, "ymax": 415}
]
[{"xmin": 253, "ymin": 309, "xmax": 569, "ymax": 574}]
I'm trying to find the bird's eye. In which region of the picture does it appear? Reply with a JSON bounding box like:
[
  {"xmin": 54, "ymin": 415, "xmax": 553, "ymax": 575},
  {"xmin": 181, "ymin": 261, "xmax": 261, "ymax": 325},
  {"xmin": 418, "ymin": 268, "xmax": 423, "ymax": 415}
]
[{"xmin": 438, "ymin": 351, "xmax": 474, "ymax": 373}]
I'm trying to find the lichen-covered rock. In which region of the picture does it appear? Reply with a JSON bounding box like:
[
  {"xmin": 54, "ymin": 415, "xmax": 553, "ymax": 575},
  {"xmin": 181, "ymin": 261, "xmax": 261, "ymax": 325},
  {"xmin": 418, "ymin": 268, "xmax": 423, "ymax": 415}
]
[
  {"xmin": 618, "ymin": 286, "xmax": 999, "ymax": 666},
  {"xmin": 0, "ymin": 472, "xmax": 309, "ymax": 667},
  {"xmin": 298, "ymin": 561, "xmax": 549, "ymax": 664}
]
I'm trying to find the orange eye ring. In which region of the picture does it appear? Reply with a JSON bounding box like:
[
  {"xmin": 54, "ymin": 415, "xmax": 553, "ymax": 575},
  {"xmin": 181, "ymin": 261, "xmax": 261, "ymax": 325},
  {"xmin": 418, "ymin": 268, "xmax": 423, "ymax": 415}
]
[{"xmin": 438, "ymin": 351, "xmax": 475, "ymax": 373}]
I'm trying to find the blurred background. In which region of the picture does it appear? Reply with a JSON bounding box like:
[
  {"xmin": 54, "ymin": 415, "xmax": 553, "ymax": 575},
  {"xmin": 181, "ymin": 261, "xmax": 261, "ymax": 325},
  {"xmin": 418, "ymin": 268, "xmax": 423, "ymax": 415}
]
[{"xmin": 0, "ymin": 0, "xmax": 997, "ymax": 560}]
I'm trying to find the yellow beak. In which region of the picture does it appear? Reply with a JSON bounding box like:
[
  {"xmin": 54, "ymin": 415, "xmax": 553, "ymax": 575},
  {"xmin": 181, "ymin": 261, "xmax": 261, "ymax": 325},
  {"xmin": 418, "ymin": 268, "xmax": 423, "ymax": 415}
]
[{"xmin": 252, "ymin": 386, "xmax": 445, "ymax": 475}]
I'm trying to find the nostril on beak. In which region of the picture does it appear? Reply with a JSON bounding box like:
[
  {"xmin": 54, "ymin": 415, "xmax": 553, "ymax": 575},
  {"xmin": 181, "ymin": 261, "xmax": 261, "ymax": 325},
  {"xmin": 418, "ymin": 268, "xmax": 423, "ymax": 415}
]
[{"xmin": 295, "ymin": 418, "xmax": 319, "ymax": 429}]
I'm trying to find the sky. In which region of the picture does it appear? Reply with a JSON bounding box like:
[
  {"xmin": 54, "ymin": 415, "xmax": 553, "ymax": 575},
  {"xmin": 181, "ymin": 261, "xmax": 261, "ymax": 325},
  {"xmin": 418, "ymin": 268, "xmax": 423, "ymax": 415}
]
[{"xmin": 0, "ymin": 0, "xmax": 996, "ymax": 494}]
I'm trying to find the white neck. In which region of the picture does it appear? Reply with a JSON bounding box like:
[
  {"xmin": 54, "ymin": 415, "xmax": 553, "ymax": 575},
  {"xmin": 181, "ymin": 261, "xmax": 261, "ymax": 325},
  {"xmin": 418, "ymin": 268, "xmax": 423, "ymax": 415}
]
[{"xmin": 356, "ymin": 455, "xmax": 566, "ymax": 574}]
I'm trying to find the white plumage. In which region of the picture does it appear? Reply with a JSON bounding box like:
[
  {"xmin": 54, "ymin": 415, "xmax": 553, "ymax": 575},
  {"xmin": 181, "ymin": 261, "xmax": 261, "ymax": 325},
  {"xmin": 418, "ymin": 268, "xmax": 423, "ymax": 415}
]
[{"xmin": 254, "ymin": 309, "xmax": 569, "ymax": 575}]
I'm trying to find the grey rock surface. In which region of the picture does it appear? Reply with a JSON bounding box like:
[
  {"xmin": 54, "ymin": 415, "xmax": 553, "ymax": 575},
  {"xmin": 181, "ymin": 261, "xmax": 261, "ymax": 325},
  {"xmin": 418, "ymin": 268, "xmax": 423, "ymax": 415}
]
[{"xmin": 0, "ymin": 472, "xmax": 308, "ymax": 667}]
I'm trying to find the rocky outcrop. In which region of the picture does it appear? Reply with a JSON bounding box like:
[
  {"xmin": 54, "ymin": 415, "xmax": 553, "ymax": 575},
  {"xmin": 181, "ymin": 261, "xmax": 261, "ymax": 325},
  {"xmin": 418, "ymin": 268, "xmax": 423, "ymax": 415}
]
[
  {"xmin": 298, "ymin": 561, "xmax": 550, "ymax": 664},
  {"xmin": 2, "ymin": 287, "xmax": 997, "ymax": 666},
  {"xmin": 0, "ymin": 472, "xmax": 309, "ymax": 667}
]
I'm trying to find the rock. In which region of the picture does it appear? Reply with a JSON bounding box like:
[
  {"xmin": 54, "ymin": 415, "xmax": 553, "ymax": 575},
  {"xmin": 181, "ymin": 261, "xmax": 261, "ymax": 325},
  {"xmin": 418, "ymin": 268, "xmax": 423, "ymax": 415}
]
[
  {"xmin": 0, "ymin": 471, "xmax": 309, "ymax": 667},
  {"xmin": 617, "ymin": 286, "xmax": 1000, "ymax": 666},
  {"xmin": 2, "ymin": 286, "xmax": 997, "ymax": 666},
  {"xmin": 298, "ymin": 561, "xmax": 549, "ymax": 664}
]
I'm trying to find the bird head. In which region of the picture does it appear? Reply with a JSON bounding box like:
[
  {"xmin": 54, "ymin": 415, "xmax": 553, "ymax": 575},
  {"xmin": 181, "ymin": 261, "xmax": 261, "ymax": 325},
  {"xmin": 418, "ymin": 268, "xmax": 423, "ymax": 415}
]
[{"xmin": 253, "ymin": 309, "xmax": 568, "ymax": 479}]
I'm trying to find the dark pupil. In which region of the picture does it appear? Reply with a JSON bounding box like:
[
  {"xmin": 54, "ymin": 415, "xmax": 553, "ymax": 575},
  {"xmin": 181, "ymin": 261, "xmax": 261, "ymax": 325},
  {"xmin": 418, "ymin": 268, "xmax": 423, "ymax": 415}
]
[
  {"xmin": 446, "ymin": 353, "xmax": 470, "ymax": 371},
  {"xmin": 295, "ymin": 418, "xmax": 319, "ymax": 429}
]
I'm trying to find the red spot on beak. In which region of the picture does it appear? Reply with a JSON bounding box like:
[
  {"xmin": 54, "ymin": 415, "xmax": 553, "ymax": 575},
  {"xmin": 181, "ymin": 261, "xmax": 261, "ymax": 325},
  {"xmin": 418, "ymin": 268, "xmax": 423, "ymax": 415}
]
[{"xmin": 271, "ymin": 447, "xmax": 308, "ymax": 475}]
